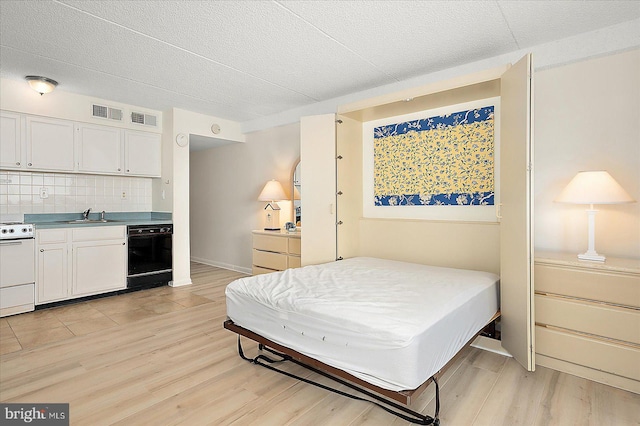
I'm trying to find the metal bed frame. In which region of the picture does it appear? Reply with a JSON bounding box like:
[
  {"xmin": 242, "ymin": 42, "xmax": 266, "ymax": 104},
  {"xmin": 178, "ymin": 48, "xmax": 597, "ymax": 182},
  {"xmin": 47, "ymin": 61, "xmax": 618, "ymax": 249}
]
[{"xmin": 224, "ymin": 311, "xmax": 500, "ymax": 425}]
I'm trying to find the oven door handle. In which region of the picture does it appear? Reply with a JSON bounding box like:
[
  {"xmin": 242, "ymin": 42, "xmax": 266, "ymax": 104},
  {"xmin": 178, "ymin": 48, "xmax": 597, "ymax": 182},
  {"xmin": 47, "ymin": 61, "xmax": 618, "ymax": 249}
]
[{"xmin": 0, "ymin": 240, "xmax": 26, "ymax": 246}]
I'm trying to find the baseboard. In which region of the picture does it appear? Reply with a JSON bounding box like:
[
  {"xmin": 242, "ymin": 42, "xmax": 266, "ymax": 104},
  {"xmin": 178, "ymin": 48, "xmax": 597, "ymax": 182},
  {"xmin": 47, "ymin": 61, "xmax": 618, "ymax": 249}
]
[
  {"xmin": 471, "ymin": 335, "xmax": 512, "ymax": 357},
  {"xmin": 170, "ymin": 278, "xmax": 192, "ymax": 287},
  {"xmin": 191, "ymin": 256, "xmax": 252, "ymax": 275}
]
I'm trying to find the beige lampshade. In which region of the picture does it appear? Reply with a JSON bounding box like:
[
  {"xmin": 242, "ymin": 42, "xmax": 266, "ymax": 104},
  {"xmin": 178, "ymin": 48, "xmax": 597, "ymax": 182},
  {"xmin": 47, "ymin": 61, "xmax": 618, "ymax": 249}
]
[
  {"xmin": 258, "ymin": 180, "xmax": 286, "ymax": 201},
  {"xmin": 556, "ymin": 171, "xmax": 635, "ymax": 205}
]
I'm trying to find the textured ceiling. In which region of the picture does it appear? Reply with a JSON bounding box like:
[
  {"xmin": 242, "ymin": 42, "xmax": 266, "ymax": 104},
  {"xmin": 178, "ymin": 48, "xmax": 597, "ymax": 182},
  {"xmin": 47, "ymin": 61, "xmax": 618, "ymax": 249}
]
[{"xmin": 1, "ymin": 0, "xmax": 639, "ymax": 125}]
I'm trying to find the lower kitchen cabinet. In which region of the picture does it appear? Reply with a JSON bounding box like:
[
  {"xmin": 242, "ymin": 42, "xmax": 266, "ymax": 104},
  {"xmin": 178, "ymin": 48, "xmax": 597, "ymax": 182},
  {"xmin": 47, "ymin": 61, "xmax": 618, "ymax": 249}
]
[
  {"xmin": 36, "ymin": 226, "xmax": 126, "ymax": 304},
  {"xmin": 38, "ymin": 243, "xmax": 69, "ymax": 304}
]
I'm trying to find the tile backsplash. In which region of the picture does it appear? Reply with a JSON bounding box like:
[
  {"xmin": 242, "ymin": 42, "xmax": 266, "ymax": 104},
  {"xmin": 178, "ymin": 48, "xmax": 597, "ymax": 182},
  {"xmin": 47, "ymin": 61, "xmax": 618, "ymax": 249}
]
[{"xmin": 0, "ymin": 170, "xmax": 152, "ymax": 215}]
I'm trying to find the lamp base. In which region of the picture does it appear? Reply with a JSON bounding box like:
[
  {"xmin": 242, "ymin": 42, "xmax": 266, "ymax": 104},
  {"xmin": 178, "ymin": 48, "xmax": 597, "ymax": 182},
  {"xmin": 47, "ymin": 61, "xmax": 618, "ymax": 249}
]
[{"xmin": 578, "ymin": 252, "xmax": 605, "ymax": 262}]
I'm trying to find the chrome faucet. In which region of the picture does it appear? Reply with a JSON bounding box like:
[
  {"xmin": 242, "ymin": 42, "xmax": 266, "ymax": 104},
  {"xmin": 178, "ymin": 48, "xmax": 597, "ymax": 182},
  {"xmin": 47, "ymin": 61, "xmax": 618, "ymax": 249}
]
[
  {"xmin": 82, "ymin": 208, "xmax": 91, "ymax": 220},
  {"xmin": 100, "ymin": 210, "xmax": 105, "ymax": 221}
]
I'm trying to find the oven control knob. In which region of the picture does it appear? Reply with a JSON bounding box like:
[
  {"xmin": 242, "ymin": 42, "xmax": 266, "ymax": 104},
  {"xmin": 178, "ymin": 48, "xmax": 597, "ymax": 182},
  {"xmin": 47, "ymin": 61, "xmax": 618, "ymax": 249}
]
[
  {"xmin": 21, "ymin": 228, "xmax": 27, "ymax": 233},
  {"xmin": 9, "ymin": 229, "xmax": 14, "ymax": 233},
  {"xmin": 1, "ymin": 229, "xmax": 6, "ymax": 234}
]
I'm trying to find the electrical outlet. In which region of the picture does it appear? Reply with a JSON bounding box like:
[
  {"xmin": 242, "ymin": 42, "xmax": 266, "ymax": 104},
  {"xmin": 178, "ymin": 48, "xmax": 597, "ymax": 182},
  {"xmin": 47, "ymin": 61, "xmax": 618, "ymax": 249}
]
[
  {"xmin": 40, "ymin": 187, "xmax": 49, "ymax": 199},
  {"xmin": 121, "ymin": 191, "xmax": 127, "ymax": 199}
]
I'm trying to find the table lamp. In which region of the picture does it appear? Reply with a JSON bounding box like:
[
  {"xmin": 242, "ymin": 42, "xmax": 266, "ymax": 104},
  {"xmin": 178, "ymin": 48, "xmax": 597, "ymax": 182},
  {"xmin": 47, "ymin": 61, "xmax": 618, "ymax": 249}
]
[
  {"xmin": 556, "ymin": 170, "xmax": 635, "ymax": 261},
  {"xmin": 258, "ymin": 179, "xmax": 287, "ymax": 231}
]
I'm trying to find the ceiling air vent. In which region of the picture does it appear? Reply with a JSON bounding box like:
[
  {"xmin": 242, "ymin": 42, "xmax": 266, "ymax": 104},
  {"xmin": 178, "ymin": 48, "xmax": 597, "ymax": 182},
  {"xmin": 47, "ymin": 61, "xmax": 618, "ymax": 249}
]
[
  {"xmin": 92, "ymin": 104, "xmax": 123, "ymax": 121},
  {"xmin": 131, "ymin": 111, "xmax": 158, "ymax": 127}
]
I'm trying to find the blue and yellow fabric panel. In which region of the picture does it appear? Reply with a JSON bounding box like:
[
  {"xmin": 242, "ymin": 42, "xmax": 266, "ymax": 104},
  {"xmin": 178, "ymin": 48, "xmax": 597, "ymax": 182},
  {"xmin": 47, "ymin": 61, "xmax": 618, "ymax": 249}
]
[{"xmin": 373, "ymin": 106, "xmax": 495, "ymax": 206}]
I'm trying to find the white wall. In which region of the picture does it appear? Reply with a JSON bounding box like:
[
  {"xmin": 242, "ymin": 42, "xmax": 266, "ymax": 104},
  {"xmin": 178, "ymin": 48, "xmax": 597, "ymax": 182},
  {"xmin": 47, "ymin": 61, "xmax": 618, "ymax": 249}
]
[
  {"xmin": 0, "ymin": 78, "xmax": 162, "ymax": 133},
  {"xmin": 190, "ymin": 122, "xmax": 300, "ymax": 273},
  {"xmin": 534, "ymin": 49, "xmax": 640, "ymax": 258}
]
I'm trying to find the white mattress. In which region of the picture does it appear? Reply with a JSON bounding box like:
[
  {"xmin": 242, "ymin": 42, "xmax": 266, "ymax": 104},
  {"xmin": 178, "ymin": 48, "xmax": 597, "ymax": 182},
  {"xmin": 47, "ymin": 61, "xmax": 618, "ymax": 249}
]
[{"xmin": 226, "ymin": 257, "xmax": 499, "ymax": 392}]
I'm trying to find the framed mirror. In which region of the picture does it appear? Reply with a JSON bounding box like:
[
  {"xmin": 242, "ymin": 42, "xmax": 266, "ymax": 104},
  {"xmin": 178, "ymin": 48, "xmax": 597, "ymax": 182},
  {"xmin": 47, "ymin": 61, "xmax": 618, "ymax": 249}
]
[{"xmin": 291, "ymin": 159, "xmax": 301, "ymax": 227}]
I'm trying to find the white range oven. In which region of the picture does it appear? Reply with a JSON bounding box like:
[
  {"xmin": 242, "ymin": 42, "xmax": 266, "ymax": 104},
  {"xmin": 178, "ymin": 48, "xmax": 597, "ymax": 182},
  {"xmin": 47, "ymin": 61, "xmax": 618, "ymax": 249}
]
[{"xmin": 0, "ymin": 222, "xmax": 35, "ymax": 317}]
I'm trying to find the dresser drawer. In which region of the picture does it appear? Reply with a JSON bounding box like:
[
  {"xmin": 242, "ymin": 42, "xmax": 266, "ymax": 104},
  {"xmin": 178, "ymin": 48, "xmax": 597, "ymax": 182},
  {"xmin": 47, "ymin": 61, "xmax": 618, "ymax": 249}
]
[
  {"xmin": 288, "ymin": 255, "xmax": 301, "ymax": 269},
  {"xmin": 252, "ymin": 265, "xmax": 278, "ymax": 275},
  {"xmin": 253, "ymin": 249, "xmax": 287, "ymax": 271},
  {"xmin": 253, "ymin": 234, "xmax": 288, "ymax": 253},
  {"xmin": 535, "ymin": 294, "xmax": 640, "ymax": 344},
  {"xmin": 535, "ymin": 264, "xmax": 640, "ymax": 308},
  {"xmin": 536, "ymin": 325, "xmax": 640, "ymax": 381},
  {"xmin": 288, "ymin": 237, "xmax": 301, "ymax": 255}
]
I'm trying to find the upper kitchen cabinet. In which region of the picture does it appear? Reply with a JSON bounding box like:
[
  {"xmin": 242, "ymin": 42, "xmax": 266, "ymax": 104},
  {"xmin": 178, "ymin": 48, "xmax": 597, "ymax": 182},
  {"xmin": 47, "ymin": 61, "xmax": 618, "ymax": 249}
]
[
  {"xmin": 25, "ymin": 115, "xmax": 75, "ymax": 172},
  {"xmin": 0, "ymin": 111, "xmax": 23, "ymax": 169},
  {"xmin": 124, "ymin": 130, "xmax": 161, "ymax": 177},
  {"xmin": 0, "ymin": 111, "xmax": 162, "ymax": 178},
  {"xmin": 76, "ymin": 123, "xmax": 123, "ymax": 174}
]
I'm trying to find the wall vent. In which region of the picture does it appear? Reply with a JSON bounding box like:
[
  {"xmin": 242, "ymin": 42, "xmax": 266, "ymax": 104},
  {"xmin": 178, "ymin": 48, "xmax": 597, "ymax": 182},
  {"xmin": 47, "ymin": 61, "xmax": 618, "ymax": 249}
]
[
  {"xmin": 92, "ymin": 104, "xmax": 123, "ymax": 121},
  {"xmin": 131, "ymin": 111, "xmax": 158, "ymax": 127}
]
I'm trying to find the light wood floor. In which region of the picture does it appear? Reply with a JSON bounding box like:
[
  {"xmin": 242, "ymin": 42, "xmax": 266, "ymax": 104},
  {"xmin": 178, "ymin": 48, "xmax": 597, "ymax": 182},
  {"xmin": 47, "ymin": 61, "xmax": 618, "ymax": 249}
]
[{"xmin": 1, "ymin": 262, "xmax": 638, "ymax": 425}]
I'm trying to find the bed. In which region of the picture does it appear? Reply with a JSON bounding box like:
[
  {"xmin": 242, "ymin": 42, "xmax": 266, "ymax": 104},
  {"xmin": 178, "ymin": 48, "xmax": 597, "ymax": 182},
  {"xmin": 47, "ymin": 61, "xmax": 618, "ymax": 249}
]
[{"xmin": 224, "ymin": 257, "xmax": 500, "ymax": 424}]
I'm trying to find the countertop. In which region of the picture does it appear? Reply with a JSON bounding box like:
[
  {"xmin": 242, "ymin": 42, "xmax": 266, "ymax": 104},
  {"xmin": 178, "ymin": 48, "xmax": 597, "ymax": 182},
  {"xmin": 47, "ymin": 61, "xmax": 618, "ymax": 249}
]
[{"xmin": 25, "ymin": 212, "xmax": 172, "ymax": 230}]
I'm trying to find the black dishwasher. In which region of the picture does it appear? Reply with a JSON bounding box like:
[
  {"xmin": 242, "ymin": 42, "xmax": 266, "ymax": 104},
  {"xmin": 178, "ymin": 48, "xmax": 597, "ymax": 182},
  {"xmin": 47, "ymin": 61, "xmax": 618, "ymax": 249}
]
[{"xmin": 127, "ymin": 224, "xmax": 173, "ymax": 290}]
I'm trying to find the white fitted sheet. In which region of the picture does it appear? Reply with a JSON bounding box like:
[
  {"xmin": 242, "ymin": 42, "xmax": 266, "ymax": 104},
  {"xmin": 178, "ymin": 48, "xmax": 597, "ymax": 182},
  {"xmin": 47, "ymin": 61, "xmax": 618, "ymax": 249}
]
[{"xmin": 226, "ymin": 257, "xmax": 499, "ymax": 391}]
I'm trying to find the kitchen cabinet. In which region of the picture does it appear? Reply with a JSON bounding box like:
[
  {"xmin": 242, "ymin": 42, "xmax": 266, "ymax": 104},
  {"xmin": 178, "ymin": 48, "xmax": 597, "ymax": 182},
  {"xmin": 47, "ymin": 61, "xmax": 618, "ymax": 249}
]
[
  {"xmin": 26, "ymin": 115, "xmax": 75, "ymax": 172},
  {"xmin": 534, "ymin": 252, "xmax": 640, "ymax": 393},
  {"xmin": 0, "ymin": 111, "xmax": 23, "ymax": 169},
  {"xmin": 36, "ymin": 226, "xmax": 126, "ymax": 304},
  {"xmin": 252, "ymin": 230, "xmax": 301, "ymax": 275},
  {"xmin": 76, "ymin": 123, "xmax": 122, "ymax": 174},
  {"xmin": 124, "ymin": 130, "xmax": 161, "ymax": 177},
  {"xmin": 1, "ymin": 110, "xmax": 162, "ymax": 178},
  {"xmin": 37, "ymin": 229, "xmax": 69, "ymax": 304}
]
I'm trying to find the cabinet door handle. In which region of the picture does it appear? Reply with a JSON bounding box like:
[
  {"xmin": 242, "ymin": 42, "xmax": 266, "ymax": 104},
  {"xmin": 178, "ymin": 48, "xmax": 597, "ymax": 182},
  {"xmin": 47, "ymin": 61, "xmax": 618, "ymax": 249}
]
[
  {"xmin": 16, "ymin": 162, "xmax": 20, "ymax": 166},
  {"xmin": 40, "ymin": 249, "xmax": 44, "ymax": 252},
  {"xmin": 28, "ymin": 163, "xmax": 32, "ymax": 166}
]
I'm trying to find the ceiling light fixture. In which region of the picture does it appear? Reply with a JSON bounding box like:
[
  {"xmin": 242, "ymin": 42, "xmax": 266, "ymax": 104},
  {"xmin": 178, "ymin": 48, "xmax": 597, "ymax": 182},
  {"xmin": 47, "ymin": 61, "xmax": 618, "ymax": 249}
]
[{"xmin": 25, "ymin": 75, "xmax": 58, "ymax": 95}]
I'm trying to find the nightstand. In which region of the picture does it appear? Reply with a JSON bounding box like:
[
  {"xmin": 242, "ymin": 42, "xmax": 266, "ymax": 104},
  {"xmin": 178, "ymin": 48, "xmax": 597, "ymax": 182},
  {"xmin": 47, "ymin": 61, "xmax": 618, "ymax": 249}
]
[
  {"xmin": 252, "ymin": 230, "xmax": 301, "ymax": 275},
  {"xmin": 534, "ymin": 251, "xmax": 640, "ymax": 393}
]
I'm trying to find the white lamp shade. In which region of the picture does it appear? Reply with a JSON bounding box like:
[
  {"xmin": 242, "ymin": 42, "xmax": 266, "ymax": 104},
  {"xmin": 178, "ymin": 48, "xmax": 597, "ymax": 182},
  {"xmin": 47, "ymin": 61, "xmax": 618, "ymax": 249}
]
[
  {"xmin": 555, "ymin": 171, "xmax": 635, "ymax": 205},
  {"xmin": 258, "ymin": 180, "xmax": 286, "ymax": 201}
]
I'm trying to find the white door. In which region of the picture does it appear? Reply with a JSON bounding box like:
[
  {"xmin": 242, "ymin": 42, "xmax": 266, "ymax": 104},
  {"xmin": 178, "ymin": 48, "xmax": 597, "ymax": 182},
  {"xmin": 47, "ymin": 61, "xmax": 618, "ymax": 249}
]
[
  {"xmin": 124, "ymin": 130, "xmax": 161, "ymax": 177},
  {"xmin": 77, "ymin": 123, "xmax": 123, "ymax": 174},
  {"xmin": 300, "ymin": 114, "xmax": 337, "ymax": 265},
  {"xmin": 0, "ymin": 111, "xmax": 23, "ymax": 169},
  {"xmin": 500, "ymin": 54, "xmax": 535, "ymax": 371},
  {"xmin": 26, "ymin": 115, "xmax": 75, "ymax": 172}
]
